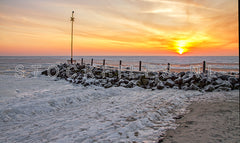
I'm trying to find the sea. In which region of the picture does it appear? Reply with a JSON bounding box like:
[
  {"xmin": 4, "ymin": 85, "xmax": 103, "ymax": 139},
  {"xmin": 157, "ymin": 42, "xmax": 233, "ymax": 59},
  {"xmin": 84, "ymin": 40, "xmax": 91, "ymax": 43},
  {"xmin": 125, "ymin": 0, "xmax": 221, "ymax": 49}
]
[{"xmin": 0, "ymin": 56, "xmax": 239, "ymax": 76}]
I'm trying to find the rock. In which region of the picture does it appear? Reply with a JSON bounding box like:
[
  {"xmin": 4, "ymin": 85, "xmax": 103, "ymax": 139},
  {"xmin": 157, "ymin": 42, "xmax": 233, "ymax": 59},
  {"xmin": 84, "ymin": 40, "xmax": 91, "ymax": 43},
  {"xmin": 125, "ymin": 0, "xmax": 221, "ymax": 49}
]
[
  {"xmin": 93, "ymin": 69, "xmax": 102, "ymax": 76},
  {"xmin": 219, "ymin": 74, "xmax": 229, "ymax": 80},
  {"xmin": 165, "ymin": 79, "xmax": 175, "ymax": 87},
  {"xmin": 149, "ymin": 80, "xmax": 157, "ymax": 87},
  {"xmin": 199, "ymin": 77, "xmax": 207, "ymax": 88},
  {"xmin": 148, "ymin": 72, "xmax": 157, "ymax": 77},
  {"xmin": 159, "ymin": 73, "xmax": 169, "ymax": 81},
  {"xmin": 141, "ymin": 78, "xmax": 149, "ymax": 86},
  {"xmin": 157, "ymin": 81, "xmax": 165, "ymax": 90},
  {"xmin": 120, "ymin": 83, "xmax": 127, "ymax": 87},
  {"xmin": 76, "ymin": 64, "xmax": 85, "ymax": 70},
  {"xmin": 136, "ymin": 80, "xmax": 142, "ymax": 87},
  {"xmin": 188, "ymin": 83, "xmax": 199, "ymax": 90},
  {"xmin": 82, "ymin": 82, "xmax": 90, "ymax": 87},
  {"xmin": 75, "ymin": 79, "xmax": 82, "ymax": 84},
  {"xmin": 41, "ymin": 63, "xmax": 239, "ymax": 92},
  {"xmin": 215, "ymin": 87, "xmax": 231, "ymax": 91},
  {"xmin": 214, "ymin": 78, "xmax": 223, "ymax": 85},
  {"xmin": 41, "ymin": 70, "xmax": 48, "ymax": 76},
  {"xmin": 173, "ymin": 86, "xmax": 179, "ymax": 89},
  {"xmin": 71, "ymin": 73, "xmax": 78, "ymax": 79},
  {"xmin": 93, "ymin": 79, "xmax": 100, "ymax": 85},
  {"xmin": 174, "ymin": 77, "xmax": 183, "ymax": 85},
  {"xmin": 206, "ymin": 78, "xmax": 212, "ymax": 85},
  {"xmin": 183, "ymin": 76, "xmax": 192, "ymax": 84},
  {"xmin": 123, "ymin": 79, "xmax": 129, "ymax": 84},
  {"xmin": 228, "ymin": 77, "xmax": 238, "ymax": 85},
  {"xmin": 125, "ymin": 81, "xmax": 134, "ymax": 88},
  {"xmin": 178, "ymin": 72, "xmax": 185, "ymax": 77},
  {"xmin": 220, "ymin": 81, "xmax": 232, "ymax": 88},
  {"xmin": 104, "ymin": 82, "xmax": 112, "ymax": 88},
  {"xmin": 108, "ymin": 78, "xmax": 116, "ymax": 84},
  {"xmin": 119, "ymin": 79, "xmax": 125, "ymax": 84},
  {"xmin": 181, "ymin": 85, "xmax": 188, "ymax": 90},
  {"xmin": 170, "ymin": 73, "xmax": 178, "ymax": 81},
  {"xmin": 234, "ymin": 83, "xmax": 240, "ymax": 89},
  {"xmin": 210, "ymin": 74, "xmax": 218, "ymax": 81},
  {"xmin": 67, "ymin": 77, "xmax": 74, "ymax": 83},
  {"xmin": 49, "ymin": 68, "xmax": 57, "ymax": 76},
  {"xmin": 204, "ymin": 85, "xmax": 215, "ymax": 92}
]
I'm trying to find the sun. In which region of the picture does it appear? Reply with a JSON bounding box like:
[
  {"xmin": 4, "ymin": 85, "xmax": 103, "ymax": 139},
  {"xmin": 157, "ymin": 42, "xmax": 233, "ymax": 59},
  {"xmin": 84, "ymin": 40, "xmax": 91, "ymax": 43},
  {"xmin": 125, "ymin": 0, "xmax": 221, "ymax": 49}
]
[
  {"xmin": 175, "ymin": 40, "xmax": 189, "ymax": 55},
  {"xmin": 177, "ymin": 47, "xmax": 184, "ymax": 55}
]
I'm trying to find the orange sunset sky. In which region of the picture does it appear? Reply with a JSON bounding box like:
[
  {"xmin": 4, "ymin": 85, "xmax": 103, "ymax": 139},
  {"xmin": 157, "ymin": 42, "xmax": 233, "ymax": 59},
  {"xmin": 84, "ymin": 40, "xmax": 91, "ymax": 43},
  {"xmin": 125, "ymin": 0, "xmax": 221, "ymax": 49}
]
[{"xmin": 0, "ymin": 0, "xmax": 238, "ymax": 56}]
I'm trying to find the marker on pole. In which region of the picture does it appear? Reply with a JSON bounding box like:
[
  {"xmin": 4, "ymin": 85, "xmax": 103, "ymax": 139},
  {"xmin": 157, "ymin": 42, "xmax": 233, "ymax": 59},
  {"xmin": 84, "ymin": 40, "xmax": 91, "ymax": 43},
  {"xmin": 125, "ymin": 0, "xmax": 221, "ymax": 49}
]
[{"xmin": 70, "ymin": 11, "xmax": 74, "ymax": 64}]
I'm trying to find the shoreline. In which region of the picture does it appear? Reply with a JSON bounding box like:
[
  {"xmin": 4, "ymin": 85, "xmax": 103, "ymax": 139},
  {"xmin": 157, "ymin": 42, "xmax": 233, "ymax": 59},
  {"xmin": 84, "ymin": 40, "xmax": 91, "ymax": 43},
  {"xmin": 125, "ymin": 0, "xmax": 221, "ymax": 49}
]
[{"xmin": 161, "ymin": 91, "xmax": 239, "ymax": 143}]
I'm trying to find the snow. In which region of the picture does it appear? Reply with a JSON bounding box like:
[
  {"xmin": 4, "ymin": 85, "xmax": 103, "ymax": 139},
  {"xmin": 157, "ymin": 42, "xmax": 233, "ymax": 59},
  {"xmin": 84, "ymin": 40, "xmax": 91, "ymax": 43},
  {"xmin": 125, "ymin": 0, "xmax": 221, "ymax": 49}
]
[{"xmin": 0, "ymin": 74, "xmax": 228, "ymax": 142}]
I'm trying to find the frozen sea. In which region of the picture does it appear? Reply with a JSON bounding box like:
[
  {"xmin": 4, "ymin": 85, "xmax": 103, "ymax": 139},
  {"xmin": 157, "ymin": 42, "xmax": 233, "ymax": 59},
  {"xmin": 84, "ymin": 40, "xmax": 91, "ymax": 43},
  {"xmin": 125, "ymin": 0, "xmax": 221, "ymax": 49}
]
[
  {"xmin": 0, "ymin": 56, "xmax": 239, "ymax": 75},
  {"xmin": 0, "ymin": 56, "xmax": 239, "ymax": 142}
]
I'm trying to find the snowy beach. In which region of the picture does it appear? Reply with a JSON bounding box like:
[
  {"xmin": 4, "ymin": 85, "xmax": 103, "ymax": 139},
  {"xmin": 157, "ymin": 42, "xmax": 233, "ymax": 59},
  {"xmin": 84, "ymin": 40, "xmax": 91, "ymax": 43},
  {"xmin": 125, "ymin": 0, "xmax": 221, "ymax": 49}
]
[
  {"xmin": 0, "ymin": 74, "xmax": 239, "ymax": 142},
  {"xmin": 0, "ymin": 56, "xmax": 239, "ymax": 142}
]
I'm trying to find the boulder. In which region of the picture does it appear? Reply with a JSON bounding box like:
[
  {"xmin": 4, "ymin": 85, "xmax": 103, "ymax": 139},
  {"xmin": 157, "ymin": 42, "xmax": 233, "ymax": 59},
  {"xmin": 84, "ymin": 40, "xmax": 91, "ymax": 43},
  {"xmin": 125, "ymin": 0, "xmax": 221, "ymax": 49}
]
[
  {"xmin": 199, "ymin": 78, "xmax": 207, "ymax": 88},
  {"xmin": 219, "ymin": 74, "xmax": 229, "ymax": 80},
  {"xmin": 173, "ymin": 86, "xmax": 179, "ymax": 89},
  {"xmin": 141, "ymin": 78, "xmax": 149, "ymax": 86},
  {"xmin": 183, "ymin": 77, "xmax": 192, "ymax": 84},
  {"xmin": 204, "ymin": 85, "xmax": 215, "ymax": 92},
  {"xmin": 178, "ymin": 72, "xmax": 185, "ymax": 77},
  {"xmin": 215, "ymin": 87, "xmax": 231, "ymax": 91},
  {"xmin": 49, "ymin": 68, "xmax": 58, "ymax": 76},
  {"xmin": 165, "ymin": 79, "xmax": 175, "ymax": 88},
  {"xmin": 170, "ymin": 73, "xmax": 178, "ymax": 81},
  {"xmin": 174, "ymin": 77, "xmax": 183, "ymax": 85},
  {"xmin": 228, "ymin": 77, "xmax": 238, "ymax": 85},
  {"xmin": 157, "ymin": 81, "xmax": 165, "ymax": 90},
  {"xmin": 149, "ymin": 80, "xmax": 157, "ymax": 87},
  {"xmin": 214, "ymin": 78, "xmax": 223, "ymax": 85},
  {"xmin": 188, "ymin": 83, "xmax": 199, "ymax": 90},
  {"xmin": 104, "ymin": 82, "xmax": 112, "ymax": 88},
  {"xmin": 234, "ymin": 83, "xmax": 240, "ymax": 89},
  {"xmin": 181, "ymin": 85, "xmax": 188, "ymax": 90},
  {"xmin": 41, "ymin": 70, "xmax": 48, "ymax": 76},
  {"xmin": 210, "ymin": 74, "xmax": 218, "ymax": 80},
  {"xmin": 220, "ymin": 81, "xmax": 232, "ymax": 88},
  {"xmin": 206, "ymin": 78, "xmax": 212, "ymax": 85},
  {"xmin": 125, "ymin": 81, "xmax": 134, "ymax": 88}
]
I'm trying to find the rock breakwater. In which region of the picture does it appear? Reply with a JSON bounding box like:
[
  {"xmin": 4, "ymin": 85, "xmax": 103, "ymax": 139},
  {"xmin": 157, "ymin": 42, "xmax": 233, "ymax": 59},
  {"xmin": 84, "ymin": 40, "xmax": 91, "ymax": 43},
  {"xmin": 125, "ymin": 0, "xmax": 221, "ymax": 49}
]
[{"xmin": 42, "ymin": 63, "xmax": 239, "ymax": 92}]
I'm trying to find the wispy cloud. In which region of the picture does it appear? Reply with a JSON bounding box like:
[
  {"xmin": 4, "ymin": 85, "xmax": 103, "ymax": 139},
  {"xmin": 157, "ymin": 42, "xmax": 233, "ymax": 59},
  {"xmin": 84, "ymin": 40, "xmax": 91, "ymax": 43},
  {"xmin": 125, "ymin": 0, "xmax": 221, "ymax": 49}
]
[{"xmin": 0, "ymin": 0, "xmax": 238, "ymax": 56}]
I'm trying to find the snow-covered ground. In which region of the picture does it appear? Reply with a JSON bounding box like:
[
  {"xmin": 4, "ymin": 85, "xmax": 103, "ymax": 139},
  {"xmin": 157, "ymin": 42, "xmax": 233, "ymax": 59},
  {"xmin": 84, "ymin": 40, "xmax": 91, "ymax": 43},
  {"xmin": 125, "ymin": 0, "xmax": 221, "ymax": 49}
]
[{"xmin": 0, "ymin": 75, "xmax": 237, "ymax": 142}]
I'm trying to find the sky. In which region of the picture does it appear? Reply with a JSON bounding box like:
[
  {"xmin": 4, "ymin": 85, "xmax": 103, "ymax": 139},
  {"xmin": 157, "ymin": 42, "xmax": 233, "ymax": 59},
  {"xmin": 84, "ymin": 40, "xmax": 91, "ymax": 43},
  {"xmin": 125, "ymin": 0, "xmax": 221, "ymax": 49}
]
[{"xmin": 0, "ymin": 0, "xmax": 238, "ymax": 56}]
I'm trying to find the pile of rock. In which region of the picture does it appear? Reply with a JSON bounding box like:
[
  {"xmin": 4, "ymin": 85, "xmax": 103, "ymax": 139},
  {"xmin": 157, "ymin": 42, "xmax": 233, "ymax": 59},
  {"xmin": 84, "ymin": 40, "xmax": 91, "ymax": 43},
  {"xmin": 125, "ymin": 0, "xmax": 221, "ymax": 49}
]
[{"xmin": 41, "ymin": 63, "xmax": 239, "ymax": 92}]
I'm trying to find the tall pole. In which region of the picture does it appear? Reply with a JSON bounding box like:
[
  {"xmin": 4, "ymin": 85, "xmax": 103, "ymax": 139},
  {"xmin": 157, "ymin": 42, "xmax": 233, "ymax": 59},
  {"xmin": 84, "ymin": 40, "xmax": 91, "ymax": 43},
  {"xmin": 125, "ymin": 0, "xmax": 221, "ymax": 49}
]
[{"xmin": 70, "ymin": 11, "xmax": 74, "ymax": 64}]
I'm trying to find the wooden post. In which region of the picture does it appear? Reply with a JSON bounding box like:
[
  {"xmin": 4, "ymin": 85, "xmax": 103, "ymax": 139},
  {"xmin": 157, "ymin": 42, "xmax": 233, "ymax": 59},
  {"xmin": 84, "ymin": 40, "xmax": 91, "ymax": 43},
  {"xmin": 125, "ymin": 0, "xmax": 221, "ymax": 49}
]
[
  {"xmin": 103, "ymin": 59, "xmax": 105, "ymax": 66},
  {"xmin": 167, "ymin": 63, "xmax": 170, "ymax": 72},
  {"xmin": 203, "ymin": 61, "xmax": 206, "ymax": 73},
  {"xmin": 139, "ymin": 61, "xmax": 142, "ymax": 71},
  {"xmin": 91, "ymin": 58, "xmax": 93, "ymax": 66},
  {"xmin": 81, "ymin": 58, "xmax": 83, "ymax": 65},
  {"xmin": 119, "ymin": 60, "xmax": 122, "ymax": 70}
]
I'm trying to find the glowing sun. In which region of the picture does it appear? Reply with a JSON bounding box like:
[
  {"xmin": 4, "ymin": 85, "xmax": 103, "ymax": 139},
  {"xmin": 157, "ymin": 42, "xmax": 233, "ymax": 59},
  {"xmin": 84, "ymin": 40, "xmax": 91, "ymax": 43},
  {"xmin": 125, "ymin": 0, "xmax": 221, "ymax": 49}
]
[
  {"xmin": 175, "ymin": 40, "xmax": 189, "ymax": 55},
  {"xmin": 177, "ymin": 47, "xmax": 185, "ymax": 55}
]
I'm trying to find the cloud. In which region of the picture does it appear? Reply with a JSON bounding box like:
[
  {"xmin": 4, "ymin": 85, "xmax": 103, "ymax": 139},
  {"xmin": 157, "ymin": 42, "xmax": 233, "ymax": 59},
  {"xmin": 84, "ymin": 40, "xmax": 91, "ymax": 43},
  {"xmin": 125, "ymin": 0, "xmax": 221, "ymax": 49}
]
[{"xmin": 0, "ymin": 0, "xmax": 238, "ymax": 55}]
